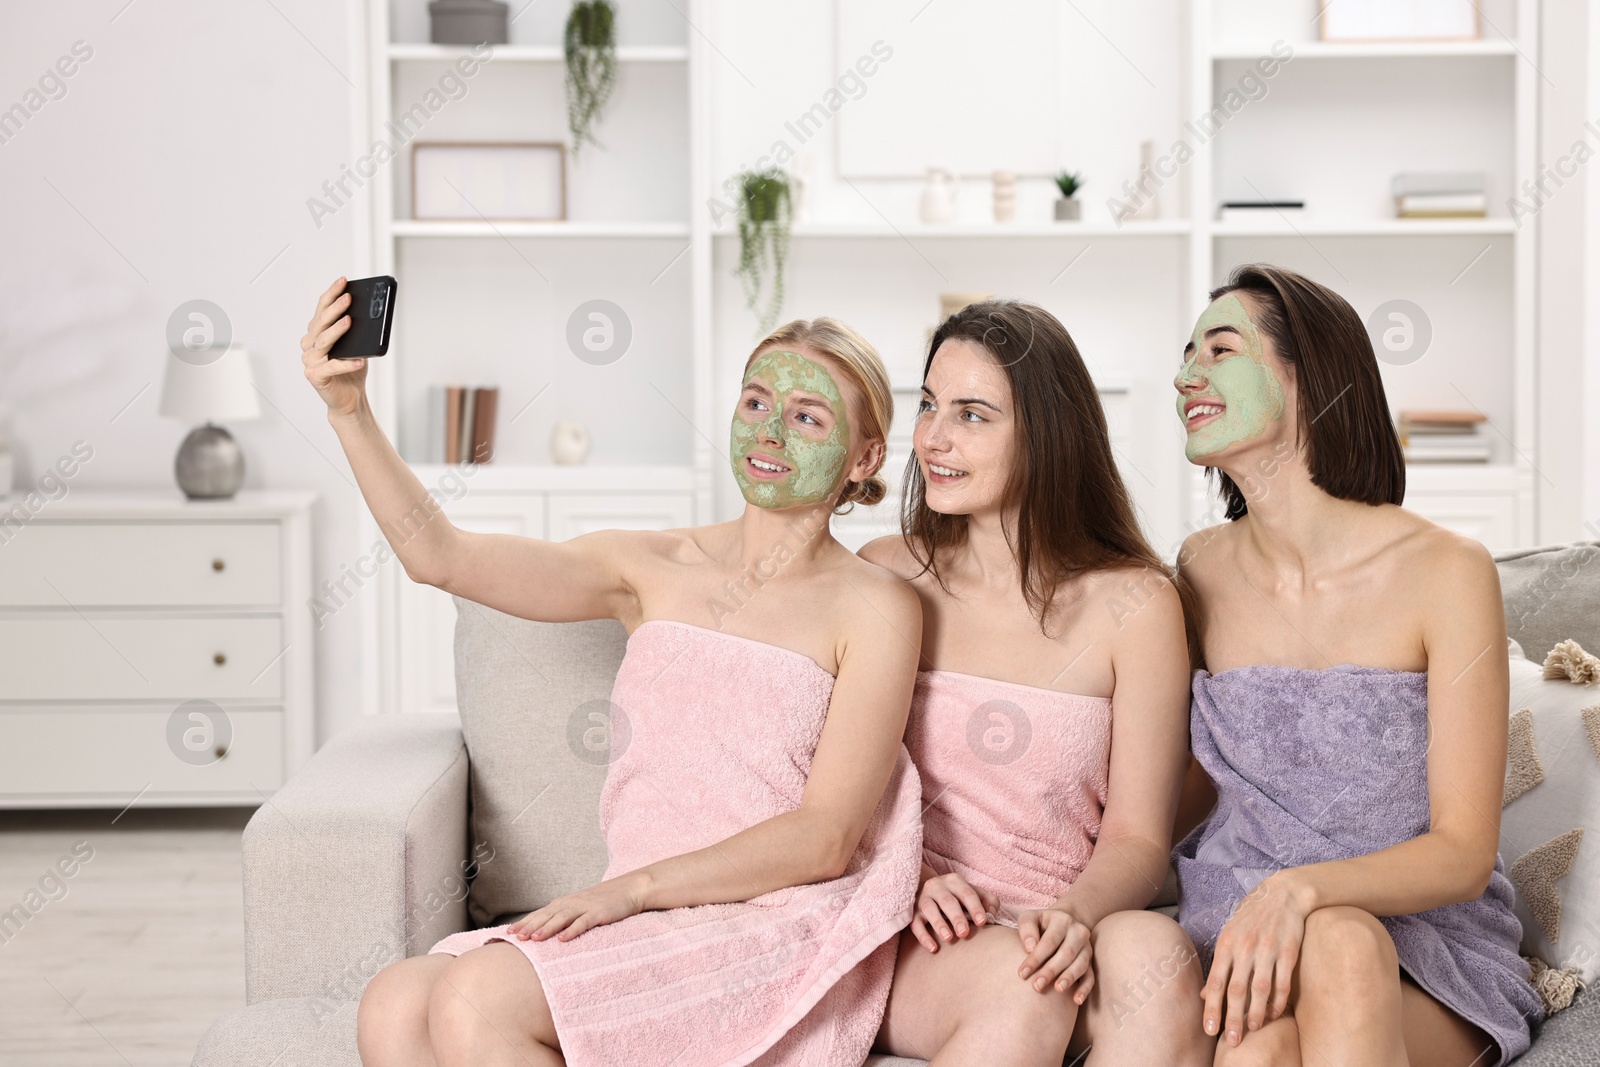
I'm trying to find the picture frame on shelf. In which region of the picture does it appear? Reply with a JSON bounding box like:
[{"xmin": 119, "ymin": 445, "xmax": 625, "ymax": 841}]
[
  {"xmin": 411, "ymin": 141, "xmax": 567, "ymax": 221},
  {"xmin": 1319, "ymin": 0, "xmax": 1479, "ymax": 43}
]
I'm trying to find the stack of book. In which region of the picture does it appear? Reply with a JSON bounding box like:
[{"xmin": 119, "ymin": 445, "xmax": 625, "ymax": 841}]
[
  {"xmin": 1392, "ymin": 173, "xmax": 1487, "ymax": 218},
  {"xmin": 1398, "ymin": 410, "xmax": 1491, "ymax": 463},
  {"xmin": 428, "ymin": 385, "xmax": 500, "ymax": 464}
]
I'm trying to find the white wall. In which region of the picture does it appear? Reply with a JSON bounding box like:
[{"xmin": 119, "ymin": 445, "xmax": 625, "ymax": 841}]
[
  {"xmin": 4, "ymin": 0, "xmax": 1594, "ymax": 753},
  {"xmin": 1, "ymin": 0, "xmax": 368, "ymax": 746}
]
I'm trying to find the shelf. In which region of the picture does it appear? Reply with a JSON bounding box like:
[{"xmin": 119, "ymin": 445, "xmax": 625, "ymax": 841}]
[
  {"xmin": 387, "ymin": 43, "xmax": 689, "ymax": 63},
  {"xmin": 406, "ymin": 463, "xmax": 696, "ymax": 492},
  {"xmin": 1212, "ymin": 218, "xmax": 1515, "ymax": 237},
  {"xmin": 1211, "ymin": 40, "xmax": 1517, "ymax": 60},
  {"xmin": 714, "ymin": 220, "xmax": 1192, "ymax": 239},
  {"xmin": 390, "ymin": 220, "xmax": 690, "ymax": 238}
]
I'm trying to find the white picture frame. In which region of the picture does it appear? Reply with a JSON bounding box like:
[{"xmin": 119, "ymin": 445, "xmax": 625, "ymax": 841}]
[
  {"xmin": 411, "ymin": 142, "xmax": 567, "ymax": 222},
  {"xmin": 1319, "ymin": 0, "xmax": 1479, "ymax": 43}
]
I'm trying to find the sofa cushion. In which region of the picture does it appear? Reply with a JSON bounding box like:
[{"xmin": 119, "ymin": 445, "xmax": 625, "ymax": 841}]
[
  {"xmin": 190, "ymin": 998, "xmax": 359, "ymax": 1067},
  {"xmin": 1500, "ymin": 639, "xmax": 1600, "ymax": 988},
  {"xmin": 1496, "ymin": 542, "xmax": 1600, "ymax": 663},
  {"xmin": 452, "ymin": 597, "xmax": 625, "ymax": 927}
]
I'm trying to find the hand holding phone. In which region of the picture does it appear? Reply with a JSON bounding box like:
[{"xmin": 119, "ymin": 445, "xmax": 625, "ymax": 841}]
[
  {"xmin": 302, "ymin": 277, "xmax": 379, "ymax": 420},
  {"xmin": 328, "ymin": 275, "xmax": 397, "ymax": 359}
]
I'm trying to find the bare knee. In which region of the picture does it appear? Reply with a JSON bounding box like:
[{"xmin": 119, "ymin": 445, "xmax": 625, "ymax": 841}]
[
  {"xmin": 358, "ymin": 955, "xmax": 444, "ymax": 1065},
  {"xmin": 426, "ymin": 943, "xmax": 556, "ymax": 1062},
  {"xmin": 1298, "ymin": 906, "xmax": 1400, "ymax": 1013},
  {"xmin": 1089, "ymin": 911, "xmax": 1207, "ymax": 1061},
  {"xmin": 426, "ymin": 953, "xmax": 496, "ymax": 1058}
]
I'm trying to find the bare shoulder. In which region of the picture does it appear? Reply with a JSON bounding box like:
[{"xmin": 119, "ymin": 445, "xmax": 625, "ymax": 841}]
[
  {"xmin": 1176, "ymin": 520, "xmax": 1238, "ymax": 590},
  {"xmin": 1081, "ymin": 562, "xmax": 1185, "ymax": 644},
  {"xmin": 1390, "ymin": 510, "xmax": 1499, "ymax": 599},
  {"xmin": 831, "ymin": 547, "xmax": 922, "ymax": 653},
  {"xmin": 856, "ymin": 533, "xmax": 921, "ymax": 580}
]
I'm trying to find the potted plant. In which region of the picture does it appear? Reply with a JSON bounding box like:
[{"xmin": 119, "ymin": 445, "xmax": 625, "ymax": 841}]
[
  {"xmin": 564, "ymin": 0, "xmax": 617, "ymax": 157},
  {"xmin": 734, "ymin": 168, "xmax": 793, "ymax": 334},
  {"xmin": 1054, "ymin": 170, "xmax": 1084, "ymax": 221}
]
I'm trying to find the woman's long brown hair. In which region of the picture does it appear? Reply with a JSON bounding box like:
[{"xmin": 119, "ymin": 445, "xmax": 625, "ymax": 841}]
[{"xmin": 901, "ymin": 299, "xmax": 1182, "ymax": 635}]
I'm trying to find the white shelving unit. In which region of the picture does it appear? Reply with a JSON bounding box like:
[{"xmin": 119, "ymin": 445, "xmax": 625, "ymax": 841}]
[
  {"xmin": 1188, "ymin": 0, "xmax": 1538, "ymax": 545},
  {"xmin": 349, "ymin": 0, "xmax": 1544, "ymax": 713},
  {"xmin": 353, "ymin": 0, "xmax": 713, "ymax": 714}
]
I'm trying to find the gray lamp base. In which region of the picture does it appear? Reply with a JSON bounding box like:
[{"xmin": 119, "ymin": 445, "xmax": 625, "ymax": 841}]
[{"xmin": 176, "ymin": 424, "xmax": 244, "ymax": 499}]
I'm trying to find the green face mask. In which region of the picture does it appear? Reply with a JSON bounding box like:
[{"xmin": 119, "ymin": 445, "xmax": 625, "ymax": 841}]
[
  {"xmin": 729, "ymin": 349, "xmax": 852, "ymax": 509},
  {"xmin": 1175, "ymin": 294, "xmax": 1286, "ymax": 462}
]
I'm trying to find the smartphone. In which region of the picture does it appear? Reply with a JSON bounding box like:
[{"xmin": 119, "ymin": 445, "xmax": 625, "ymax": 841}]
[{"xmin": 328, "ymin": 275, "xmax": 397, "ymax": 359}]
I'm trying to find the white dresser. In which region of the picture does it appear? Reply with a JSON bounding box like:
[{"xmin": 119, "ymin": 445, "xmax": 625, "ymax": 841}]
[{"xmin": 0, "ymin": 491, "xmax": 314, "ymax": 808}]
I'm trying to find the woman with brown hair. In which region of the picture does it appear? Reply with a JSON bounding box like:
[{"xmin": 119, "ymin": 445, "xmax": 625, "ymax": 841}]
[
  {"xmin": 301, "ymin": 276, "xmax": 928, "ymax": 1067},
  {"xmin": 863, "ymin": 300, "xmax": 1209, "ymax": 1065},
  {"xmin": 1172, "ymin": 264, "xmax": 1542, "ymax": 1066}
]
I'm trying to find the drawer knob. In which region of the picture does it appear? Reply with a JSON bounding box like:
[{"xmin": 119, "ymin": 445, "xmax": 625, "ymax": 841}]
[
  {"xmin": 212, "ymin": 558, "xmax": 225, "ymax": 572},
  {"xmin": 213, "ymin": 652, "xmax": 227, "ymax": 666}
]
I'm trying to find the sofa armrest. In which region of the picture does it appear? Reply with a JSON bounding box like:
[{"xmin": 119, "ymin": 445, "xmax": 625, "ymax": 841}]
[{"xmin": 241, "ymin": 712, "xmax": 471, "ymax": 1004}]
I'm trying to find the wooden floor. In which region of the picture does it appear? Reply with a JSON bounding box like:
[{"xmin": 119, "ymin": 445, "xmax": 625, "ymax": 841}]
[{"xmin": 0, "ymin": 806, "xmax": 252, "ymax": 1066}]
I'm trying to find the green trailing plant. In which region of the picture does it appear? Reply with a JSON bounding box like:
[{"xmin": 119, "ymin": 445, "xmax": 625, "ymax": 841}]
[
  {"xmin": 1054, "ymin": 170, "xmax": 1084, "ymax": 198},
  {"xmin": 734, "ymin": 168, "xmax": 793, "ymax": 334},
  {"xmin": 564, "ymin": 0, "xmax": 617, "ymax": 157}
]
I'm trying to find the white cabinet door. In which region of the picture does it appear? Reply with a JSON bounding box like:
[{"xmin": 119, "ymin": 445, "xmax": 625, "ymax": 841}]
[
  {"xmin": 397, "ymin": 495, "xmax": 547, "ymax": 715},
  {"xmin": 547, "ymin": 493, "xmax": 694, "ymax": 541}
]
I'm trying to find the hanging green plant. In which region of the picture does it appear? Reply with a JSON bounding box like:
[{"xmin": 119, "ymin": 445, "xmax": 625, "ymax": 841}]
[
  {"xmin": 564, "ymin": 0, "xmax": 617, "ymax": 157},
  {"xmin": 734, "ymin": 168, "xmax": 793, "ymax": 335}
]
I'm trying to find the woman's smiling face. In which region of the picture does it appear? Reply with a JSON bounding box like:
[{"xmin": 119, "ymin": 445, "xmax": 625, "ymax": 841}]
[
  {"xmin": 729, "ymin": 347, "xmax": 853, "ymax": 509},
  {"xmin": 912, "ymin": 338, "xmax": 1016, "ymax": 515},
  {"xmin": 1174, "ymin": 292, "xmax": 1291, "ymax": 464}
]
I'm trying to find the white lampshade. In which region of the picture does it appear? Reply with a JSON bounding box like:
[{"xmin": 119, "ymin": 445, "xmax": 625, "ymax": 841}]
[{"xmin": 159, "ymin": 344, "xmax": 261, "ymax": 423}]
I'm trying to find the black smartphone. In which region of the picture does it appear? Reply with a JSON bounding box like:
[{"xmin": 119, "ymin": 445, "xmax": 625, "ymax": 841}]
[{"xmin": 328, "ymin": 275, "xmax": 397, "ymax": 359}]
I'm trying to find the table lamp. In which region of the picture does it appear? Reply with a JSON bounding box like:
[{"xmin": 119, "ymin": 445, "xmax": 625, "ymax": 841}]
[{"xmin": 159, "ymin": 343, "xmax": 261, "ymax": 499}]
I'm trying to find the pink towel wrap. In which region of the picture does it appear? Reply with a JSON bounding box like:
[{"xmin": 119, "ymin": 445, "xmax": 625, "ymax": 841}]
[
  {"xmin": 430, "ymin": 619, "xmax": 924, "ymax": 1067},
  {"xmin": 907, "ymin": 669, "xmax": 1112, "ymax": 924}
]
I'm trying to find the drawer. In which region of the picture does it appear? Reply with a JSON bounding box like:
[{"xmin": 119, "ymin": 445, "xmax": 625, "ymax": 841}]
[
  {"xmin": 0, "ymin": 617, "xmax": 284, "ymax": 701},
  {"xmin": 0, "ymin": 707, "xmax": 284, "ymax": 797},
  {"xmin": 0, "ymin": 523, "xmax": 281, "ymax": 607}
]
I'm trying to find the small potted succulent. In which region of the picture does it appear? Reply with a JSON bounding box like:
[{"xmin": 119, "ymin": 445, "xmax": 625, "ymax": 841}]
[{"xmin": 1054, "ymin": 170, "xmax": 1084, "ymax": 221}]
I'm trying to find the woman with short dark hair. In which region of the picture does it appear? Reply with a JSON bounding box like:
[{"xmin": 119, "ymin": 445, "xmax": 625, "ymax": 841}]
[{"xmin": 1172, "ymin": 264, "xmax": 1543, "ymax": 1066}]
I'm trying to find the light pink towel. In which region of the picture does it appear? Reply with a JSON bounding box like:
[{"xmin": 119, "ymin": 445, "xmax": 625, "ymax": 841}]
[
  {"xmin": 907, "ymin": 670, "xmax": 1111, "ymax": 924},
  {"xmin": 431, "ymin": 619, "xmax": 924, "ymax": 1067}
]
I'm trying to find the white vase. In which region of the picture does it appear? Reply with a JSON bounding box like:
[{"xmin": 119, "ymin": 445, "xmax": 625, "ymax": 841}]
[
  {"xmin": 550, "ymin": 421, "xmax": 590, "ymax": 465},
  {"xmin": 919, "ymin": 168, "xmax": 961, "ymax": 224},
  {"xmin": 992, "ymin": 170, "xmax": 1016, "ymax": 223}
]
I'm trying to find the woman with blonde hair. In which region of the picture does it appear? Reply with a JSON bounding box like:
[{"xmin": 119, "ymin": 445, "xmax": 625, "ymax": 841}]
[{"xmin": 300, "ymin": 276, "xmax": 925, "ymax": 1067}]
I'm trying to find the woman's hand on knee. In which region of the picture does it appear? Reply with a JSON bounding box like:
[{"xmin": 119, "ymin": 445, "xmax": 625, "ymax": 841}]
[
  {"xmin": 1016, "ymin": 904, "xmax": 1094, "ymax": 1003},
  {"xmin": 1202, "ymin": 872, "xmax": 1310, "ymax": 1047},
  {"xmin": 909, "ymin": 872, "xmax": 999, "ymax": 952},
  {"xmin": 508, "ymin": 872, "xmax": 648, "ymax": 943}
]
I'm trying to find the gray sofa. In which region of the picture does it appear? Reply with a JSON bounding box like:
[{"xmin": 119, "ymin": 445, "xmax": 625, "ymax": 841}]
[{"xmin": 193, "ymin": 542, "xmax": 1600, "ymax": 1066}]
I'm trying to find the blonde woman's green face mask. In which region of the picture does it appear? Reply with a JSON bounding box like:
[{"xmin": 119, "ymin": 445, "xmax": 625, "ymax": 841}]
[
  {"xmin": 730, "ymin": 349, "xmax": 852, "ymax": 509},
  {"xmin": 1174, "ymin": 294, "xmax": 1286, "ymax": 461}
]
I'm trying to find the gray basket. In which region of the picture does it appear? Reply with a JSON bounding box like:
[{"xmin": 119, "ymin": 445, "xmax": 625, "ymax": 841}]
[{"xmin": 429, "ymin": 0, "xmax": 508, "ymax": 45}]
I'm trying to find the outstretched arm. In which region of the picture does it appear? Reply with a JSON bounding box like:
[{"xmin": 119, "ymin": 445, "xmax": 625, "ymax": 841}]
[
  {"xmin": 301, "ymin": 276, "xmax": 636, "ymax": 623},
  {"xmin": 509, "ymin": 571, "xmax": 923, "ymax": 941}
]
